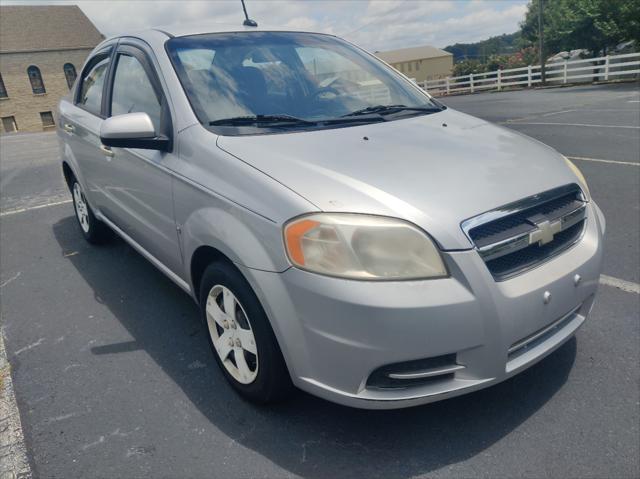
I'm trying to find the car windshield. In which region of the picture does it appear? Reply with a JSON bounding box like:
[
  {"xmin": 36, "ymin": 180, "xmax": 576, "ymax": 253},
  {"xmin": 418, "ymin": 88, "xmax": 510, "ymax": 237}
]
[{"xmin": 166, "ymin": 31, "xmax": 443, "ymax": 135}]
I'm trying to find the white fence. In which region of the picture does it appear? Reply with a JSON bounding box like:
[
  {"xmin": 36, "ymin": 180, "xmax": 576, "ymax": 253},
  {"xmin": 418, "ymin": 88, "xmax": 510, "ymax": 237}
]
[{"xmin": 421, "ymin": 52, "xmax": 640, "ymax": 96}]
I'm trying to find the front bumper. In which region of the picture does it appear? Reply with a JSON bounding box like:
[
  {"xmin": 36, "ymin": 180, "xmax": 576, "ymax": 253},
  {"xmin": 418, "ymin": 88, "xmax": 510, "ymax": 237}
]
[{"xmin": 241, "ymin": 202, "xmax": 605, "ymax": 409}]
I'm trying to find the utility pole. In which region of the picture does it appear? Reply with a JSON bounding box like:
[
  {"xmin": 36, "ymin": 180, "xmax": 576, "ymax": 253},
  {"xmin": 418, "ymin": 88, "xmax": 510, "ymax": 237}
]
[{"xmin": 538, "ymin": 0, "xmax": 546, "ymax": 85}]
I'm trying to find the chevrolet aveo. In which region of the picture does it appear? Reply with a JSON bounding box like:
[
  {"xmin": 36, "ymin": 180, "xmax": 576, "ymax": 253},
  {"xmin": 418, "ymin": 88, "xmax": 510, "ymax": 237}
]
[{"xmin": 58, "ymin": 24, "xmax": 605, "ymax": 409}]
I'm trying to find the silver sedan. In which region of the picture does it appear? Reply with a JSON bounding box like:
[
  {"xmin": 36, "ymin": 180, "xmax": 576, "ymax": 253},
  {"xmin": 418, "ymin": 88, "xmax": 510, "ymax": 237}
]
[{"xmin": 57, "ymin": 23, "xmax": 605, "ymax": 409}]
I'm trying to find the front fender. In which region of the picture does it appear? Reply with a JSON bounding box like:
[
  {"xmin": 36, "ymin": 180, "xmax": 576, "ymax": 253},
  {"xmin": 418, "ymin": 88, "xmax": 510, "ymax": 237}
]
[
  {"xmin": 181, "ymin": 204, "xmax": 290, "ymax": 277},
  {"xmin": 172, "ymin": 125, "xmax": 320, "ymax": 288}
]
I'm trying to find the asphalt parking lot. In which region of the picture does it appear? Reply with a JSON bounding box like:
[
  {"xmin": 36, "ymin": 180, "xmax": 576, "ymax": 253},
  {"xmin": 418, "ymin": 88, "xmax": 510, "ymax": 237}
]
[{"xmin": 1, "ymin": 82, "xmax": 639, "ymax": 479}]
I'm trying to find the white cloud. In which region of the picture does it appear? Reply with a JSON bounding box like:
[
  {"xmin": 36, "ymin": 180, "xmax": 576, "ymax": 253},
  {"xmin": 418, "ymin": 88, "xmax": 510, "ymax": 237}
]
[
  {"xmin": 4, "ymin": 0, "xmax": 529, "ymax": 50},
  {"xmin": 435, "ymin": 3, "xmax": 528, "ymax": 44},
  {"xmin": 283, "ymin": 16, "xmax": 319, "ymax": 31},
  {"xmin": 345, "ymin": 1, "xmax": 527, "ymax": 50}
]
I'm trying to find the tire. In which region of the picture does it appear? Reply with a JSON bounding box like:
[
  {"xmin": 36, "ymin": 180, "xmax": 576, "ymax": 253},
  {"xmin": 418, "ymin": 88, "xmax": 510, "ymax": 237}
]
[
  {"xmin": 71, "ymin": 179, "xmax": 111, "ymax": 244},
  {"xmin": 199, "ymin": 261, "xmax": 293, "ymax": 404}
]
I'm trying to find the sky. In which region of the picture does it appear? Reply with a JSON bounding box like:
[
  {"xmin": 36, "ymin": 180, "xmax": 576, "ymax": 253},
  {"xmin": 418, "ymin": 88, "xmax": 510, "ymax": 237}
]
[{"xmin": 5, "ymin": 0, "xmax": 530, "ymax": 51}]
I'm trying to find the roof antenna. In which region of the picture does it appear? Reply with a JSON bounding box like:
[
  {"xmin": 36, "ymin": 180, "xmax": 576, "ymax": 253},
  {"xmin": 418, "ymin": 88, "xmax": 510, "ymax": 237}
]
[{"xmin": 240, "ymin": 0, "xmax": 258, "ymax": 27}]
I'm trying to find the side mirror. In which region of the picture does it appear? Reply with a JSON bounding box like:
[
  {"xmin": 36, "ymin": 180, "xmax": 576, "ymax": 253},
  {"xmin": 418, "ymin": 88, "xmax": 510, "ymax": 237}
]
[{"xmin": 100, "ymin": 112, "xmax": 170, "ymax": 151}]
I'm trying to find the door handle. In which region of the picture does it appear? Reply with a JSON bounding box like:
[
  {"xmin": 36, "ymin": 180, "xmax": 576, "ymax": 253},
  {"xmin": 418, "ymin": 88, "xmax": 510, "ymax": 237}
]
[
  {"xmin": 100, "ymin": 145, "xmax": 114, "ymax": 157},
  {"xmin": 63, "ymin": 123, "xmax": 75, "ymax": 133}
]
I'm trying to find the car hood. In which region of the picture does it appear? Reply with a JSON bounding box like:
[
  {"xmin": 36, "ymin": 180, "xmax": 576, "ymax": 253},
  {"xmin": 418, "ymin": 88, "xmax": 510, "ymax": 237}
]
[{"xmin": 217, "ymin": 108, "xmax": 579, "ymax": 249}]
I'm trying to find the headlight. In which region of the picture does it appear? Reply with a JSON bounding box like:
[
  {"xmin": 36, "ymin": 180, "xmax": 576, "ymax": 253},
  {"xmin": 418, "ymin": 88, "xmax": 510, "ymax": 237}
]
[
  {"xmin": 283, "ymin": 213, "xmax": 447, "ymax": 280},
  {"xmin": 563, "ymin": 156, "xmax": 590, "ymax": 199}
]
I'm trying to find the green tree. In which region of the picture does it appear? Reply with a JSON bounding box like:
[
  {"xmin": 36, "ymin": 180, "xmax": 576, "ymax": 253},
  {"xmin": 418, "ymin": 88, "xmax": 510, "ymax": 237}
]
[
  {"xmin": 618, "ymin": 0, "xmax": 640, "ymax": 46},
  {"xmin": 521, "ymin": 0, "xmax": 638, "ymax": 57},
  {"xmin": 452, "ymin": 59, "xmax": 487, "ymax": 77},
  {"xmin": 486, "ymin": 54, "xmax": 511, "ymax": 72}
]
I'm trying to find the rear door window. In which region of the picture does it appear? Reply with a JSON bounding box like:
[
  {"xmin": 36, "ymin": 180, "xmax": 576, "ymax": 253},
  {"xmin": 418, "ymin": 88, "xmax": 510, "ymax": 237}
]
[{"xmin": 77, "ymin": 55, "xmax": 110, "ymax": 116}]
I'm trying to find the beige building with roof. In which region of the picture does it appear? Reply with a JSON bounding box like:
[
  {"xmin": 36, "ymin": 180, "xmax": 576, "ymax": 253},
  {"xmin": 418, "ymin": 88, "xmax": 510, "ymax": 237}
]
[
  {"xmin": 375, "ymin": 45, "xmax": 453, "ymax": 83},
  {"xmin": 0, "ymin": 5, "xmax": 103, "ymax": 133}
]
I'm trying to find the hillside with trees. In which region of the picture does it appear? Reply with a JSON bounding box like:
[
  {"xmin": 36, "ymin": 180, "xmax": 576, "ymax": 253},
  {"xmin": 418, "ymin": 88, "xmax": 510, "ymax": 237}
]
[
  {"xmin": 444, "ymin": 0, "xmax": 639, "ymax": 77},
  {"xmin": 444, "ymin": 32, "xmax": 522, "ymax": 62}
]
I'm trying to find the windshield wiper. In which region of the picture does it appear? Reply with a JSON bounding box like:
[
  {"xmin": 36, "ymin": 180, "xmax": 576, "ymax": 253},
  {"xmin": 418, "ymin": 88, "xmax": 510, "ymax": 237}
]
[
  {"xmin": 210, "ymin": 114, "xmax": 386, "ymax": 128},
  {"xmin": 341, "ymin": 104, "xmax": 442, "ymax": 118},
  {"xmin": 320, "ymin": 115, "xmax": 386, "ymax": 125},
  {"xmin": 209, "ymin": 114, "xmax": 316, "ymax": 126}
]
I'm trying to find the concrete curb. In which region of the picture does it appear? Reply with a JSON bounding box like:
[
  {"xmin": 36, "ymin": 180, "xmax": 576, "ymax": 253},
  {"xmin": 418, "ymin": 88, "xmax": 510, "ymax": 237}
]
[{"xmin": 0, "ymin": 329, "xmax": 31, "ymax": 479}]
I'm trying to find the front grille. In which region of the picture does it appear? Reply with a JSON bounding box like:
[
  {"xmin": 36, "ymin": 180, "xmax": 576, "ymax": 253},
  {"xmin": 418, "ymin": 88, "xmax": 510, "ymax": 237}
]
[
  {"xmin": 470, "ymin": 193, "xmax": 579, "ymax": 245},
  {"xmin": 462, "ymin": 184, "xmax": 587, "ymax": 280},
  {"xmin": 485, "ymin": 220, "xmax": 584, "ymax": 278}
]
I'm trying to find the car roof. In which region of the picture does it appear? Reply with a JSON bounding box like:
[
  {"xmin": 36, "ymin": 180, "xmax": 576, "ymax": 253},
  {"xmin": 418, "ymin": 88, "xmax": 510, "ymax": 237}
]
[{"xmin": 150, "ymin": 22, "xmax": 328, "ymax": 39}]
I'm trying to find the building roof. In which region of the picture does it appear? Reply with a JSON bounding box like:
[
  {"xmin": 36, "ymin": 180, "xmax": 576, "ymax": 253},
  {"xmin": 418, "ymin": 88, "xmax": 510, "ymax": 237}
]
[
  {"xmin": 375, "ymin": 45, "xmax": 452, "ymax": 64},
  {"xmin": 0, "ymin": 5, "xmax": 103, "ymax": 54}
]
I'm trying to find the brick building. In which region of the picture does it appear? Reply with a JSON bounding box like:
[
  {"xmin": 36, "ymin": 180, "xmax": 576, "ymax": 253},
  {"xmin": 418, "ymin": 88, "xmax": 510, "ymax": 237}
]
[{"xmin": 0, "ymin": 5, "xmax": 103, "ymax": 134}]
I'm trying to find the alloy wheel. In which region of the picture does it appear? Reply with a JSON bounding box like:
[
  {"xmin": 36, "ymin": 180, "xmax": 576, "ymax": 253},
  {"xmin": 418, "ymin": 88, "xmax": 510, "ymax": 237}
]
[
  {"xmin": 73, "ymin": 182, "xmax": 90, "ymax": 233},
  {"xmin": 205, "ymin": 284, "xmax": 258, "ymax": 384}
]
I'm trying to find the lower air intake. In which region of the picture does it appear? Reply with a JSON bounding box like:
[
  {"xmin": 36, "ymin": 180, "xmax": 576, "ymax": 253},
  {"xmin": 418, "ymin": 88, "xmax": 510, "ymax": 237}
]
[{"xmin": 366, "ymin": 353, "xmax": 463, "ymax": 390}]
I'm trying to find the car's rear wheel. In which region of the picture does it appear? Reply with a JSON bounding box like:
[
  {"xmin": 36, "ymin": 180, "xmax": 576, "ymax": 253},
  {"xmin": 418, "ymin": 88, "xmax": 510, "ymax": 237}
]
[
  {"xmin": 71, "ymin": 180, "xmax": 111, "ymax": 244},
  {"xmin": 199, "ymin": 261, "xmax": 293, "ymax": 404}
]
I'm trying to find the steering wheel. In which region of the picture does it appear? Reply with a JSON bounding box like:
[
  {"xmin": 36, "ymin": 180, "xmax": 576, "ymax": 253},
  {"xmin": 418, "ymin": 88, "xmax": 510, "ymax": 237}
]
[{"xmin": 312, "ymin": 86, "xmax": 341, "ymax": 101}]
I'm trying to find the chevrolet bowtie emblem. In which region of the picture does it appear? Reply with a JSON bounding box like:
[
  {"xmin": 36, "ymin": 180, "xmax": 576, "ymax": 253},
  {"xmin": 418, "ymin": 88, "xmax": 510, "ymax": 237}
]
[{"xmin": 529, "ymin": 218, "xmax": 562, "ymax": 245}]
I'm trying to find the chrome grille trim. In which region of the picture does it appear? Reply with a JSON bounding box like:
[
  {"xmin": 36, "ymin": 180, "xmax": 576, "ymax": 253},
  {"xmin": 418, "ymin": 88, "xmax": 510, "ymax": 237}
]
[
  {"xmin": 477, "ymin": 203, "xmax": 587, "ymax": 262},
  {"xmin": 461, "ymin": 183, "xmax": 587, "ymax": 241},
  {"xmin": 461, "ymin": 184, "xmax": 588, "ymax": 280}
]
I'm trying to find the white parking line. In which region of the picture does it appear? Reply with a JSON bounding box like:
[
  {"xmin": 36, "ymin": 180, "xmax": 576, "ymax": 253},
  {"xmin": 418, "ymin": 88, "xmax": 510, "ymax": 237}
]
[
  {"xmin": 567, "ymin": 156, "xmax": 639, "ymax": 167},
  {"xmin": 505, "ymin": 122, "xmax": 640, "ymax": 129},
  {"xmin": 0, "ymin": 199, "xmax": 72, "ymax": 217},
  {"xmin": 600, "ymin": 275, "xmax": 640, "ymax": 294},
  {"xmin": 628, "ymin": 100, "xmax": 640, "ymax": 103}
]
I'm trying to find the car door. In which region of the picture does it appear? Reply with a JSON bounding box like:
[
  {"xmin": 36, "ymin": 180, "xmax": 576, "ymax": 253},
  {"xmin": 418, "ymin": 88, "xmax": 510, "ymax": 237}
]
[
  {"xmin": 100, "ymin": 41, "xmax": 182, "ymax": 274},
  {"xmin": 59, "ymin": 46, "xmax": 114, "ymax": 211}
]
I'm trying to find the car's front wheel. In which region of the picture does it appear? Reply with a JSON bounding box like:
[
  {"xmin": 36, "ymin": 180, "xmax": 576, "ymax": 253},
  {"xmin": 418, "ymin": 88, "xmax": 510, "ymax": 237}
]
[
  {"xmin": 199, "ymin": 261, "xmax": 293, "ymax": 404},
  {"xmin": 71, "ymin": 180, "xmax": 111, "ymax": 244}
]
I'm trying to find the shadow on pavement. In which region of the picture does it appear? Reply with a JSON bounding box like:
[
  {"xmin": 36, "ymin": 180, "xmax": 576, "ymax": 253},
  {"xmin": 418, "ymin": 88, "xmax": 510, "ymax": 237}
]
[{"xmin": 53, "ymin": 214, "xmax": 576, "ymax": 478}]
